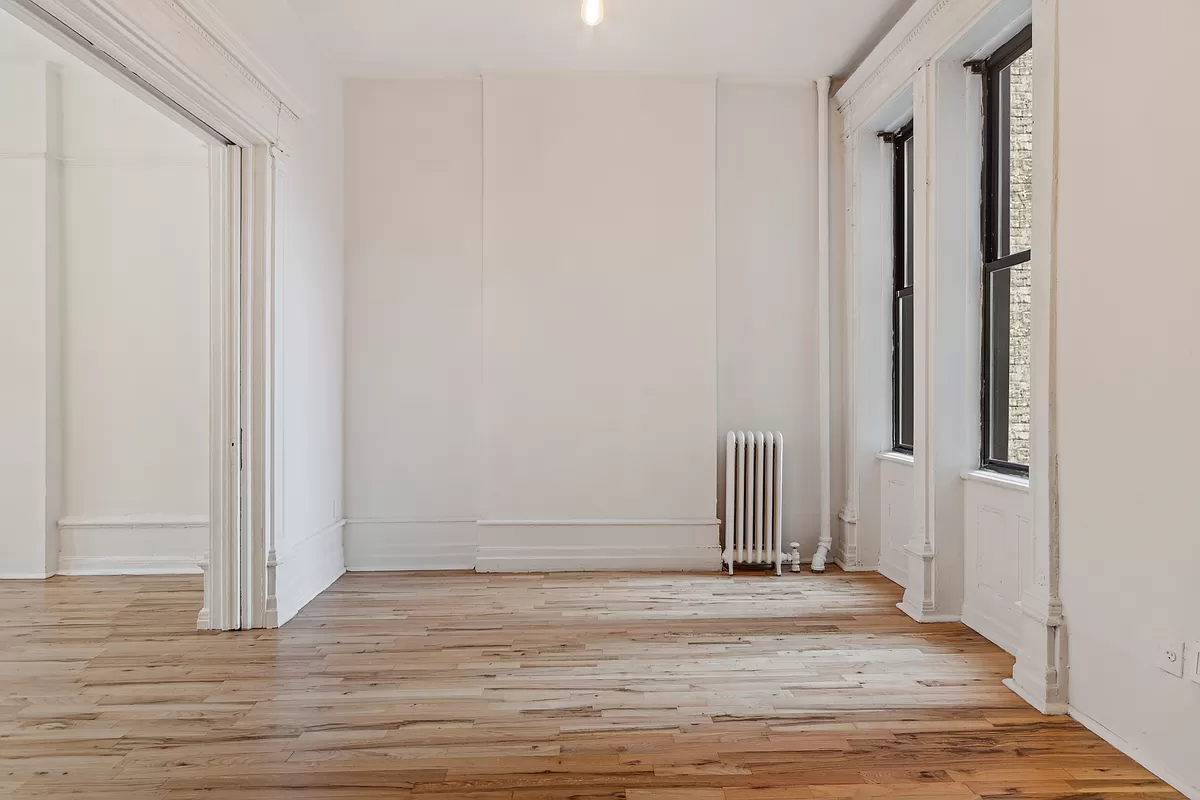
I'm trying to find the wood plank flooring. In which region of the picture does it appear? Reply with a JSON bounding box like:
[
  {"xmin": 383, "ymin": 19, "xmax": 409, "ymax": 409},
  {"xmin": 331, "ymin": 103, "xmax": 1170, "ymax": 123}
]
[{"xmin": 0, "ymin": 569, "xmax": 1180, "ymax": 798}]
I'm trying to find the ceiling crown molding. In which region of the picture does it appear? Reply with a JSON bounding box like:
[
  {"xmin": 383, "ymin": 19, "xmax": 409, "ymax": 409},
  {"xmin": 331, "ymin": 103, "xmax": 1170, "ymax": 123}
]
[
  {"xmin": 838, "ymin": 0, "xmax": 954, "ymax": 112},
  {"xmin": 168, "ymin": 0, "xmax": 310, "ymax": 121},
  {"xmin": 8, "ymin": 0, "xmax": 310, "ymax": 145}
]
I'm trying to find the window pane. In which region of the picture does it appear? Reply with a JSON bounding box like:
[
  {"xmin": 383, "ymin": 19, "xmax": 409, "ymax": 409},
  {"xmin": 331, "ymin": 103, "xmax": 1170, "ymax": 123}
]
[
  {"xmin": 898, "ymin": 292, "xmax": 914, "ymax": 449},
  {"xmin": 986, "ymin": 260, "xmax": 1031, "ymax": 465},
  {"xmin": 903, "ymin": 135, "xmax": 914, "ymax": 286},
  {"xmin": 1000, "ymin": 48, "xmax": 1034, "ymax": 257}
]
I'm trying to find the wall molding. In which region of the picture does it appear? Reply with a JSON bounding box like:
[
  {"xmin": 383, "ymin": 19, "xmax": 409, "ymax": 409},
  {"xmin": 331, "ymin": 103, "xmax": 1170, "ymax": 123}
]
[
  {"xmin": 1067, "ymin": 706, "xmax": 1200, "ymax": 800},
  {"xmin": 56, "ymin": 514, "xmax": 206, "ymax": 575},
  {"xmin": 269, "ymin": 518, "xmax": 345, "ymax": 626},
  {"xmin": 9, "ymin": 0, "xmax": 308, "ymax": 145},
  {"xmin": 346, "ymin": 517, "xmax": 723, "ymax": 573},
  {"xmin": 477, "ymin": 519, "xmax": 721, "ymax": 573},
  {"xmin": 476, "ymin": 518, "xmax": 720, "ymax": 527},
  {"xmin": 345, "ymin": 518, "xmax": 478, "ymax": 571}
]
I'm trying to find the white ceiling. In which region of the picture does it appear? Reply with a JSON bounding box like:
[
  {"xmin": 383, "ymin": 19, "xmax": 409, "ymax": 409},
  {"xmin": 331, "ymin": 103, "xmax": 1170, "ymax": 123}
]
[{"xmin": 286, "ymin": 0, "xmax": 915, "ymax": 80}]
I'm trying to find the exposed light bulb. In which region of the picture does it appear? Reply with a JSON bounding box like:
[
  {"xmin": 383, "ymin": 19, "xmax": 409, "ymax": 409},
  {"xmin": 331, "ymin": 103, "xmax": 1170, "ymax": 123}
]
[{"xmin": 581, "ymin": 0, "xmax": 604, "ymax": 26}]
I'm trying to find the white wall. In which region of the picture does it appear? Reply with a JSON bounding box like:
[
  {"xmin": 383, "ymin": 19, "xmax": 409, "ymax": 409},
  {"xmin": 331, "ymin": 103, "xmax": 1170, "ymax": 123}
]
[
  {"xmin": 1055, "ymin": 0, "xmax": 1200, "ymax": 794},
  {"xmin": 57, "ymin": 70, "xmax": 210, "ymax": 575},
  {"xmin": 480, "ymin": 74, "xmax": 718, "ymax": 569},
  {"xmin": 345, "ymin": 76, "xmax": 823, "ymax": 571},
  {"xmin": 343, "ymin": 79, "xmax": 482, "ymax": 570},
  {"xmin": 717, "ymin": 82, "xmax": 821, "ymax": 561},
  {"xmin": 209, "ymin": 0, "xmax": 346, "ymax": 621}
]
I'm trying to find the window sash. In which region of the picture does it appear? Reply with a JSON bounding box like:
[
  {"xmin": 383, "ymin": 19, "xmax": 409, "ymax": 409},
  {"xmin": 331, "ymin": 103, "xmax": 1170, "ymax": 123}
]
[
  {"xmin": 892, "ymin": 123, "xmax": 915, "ymax": 453},
  {"xmin": 980, "ymin": 25, "xmax": 1033, "ymax": 475}
]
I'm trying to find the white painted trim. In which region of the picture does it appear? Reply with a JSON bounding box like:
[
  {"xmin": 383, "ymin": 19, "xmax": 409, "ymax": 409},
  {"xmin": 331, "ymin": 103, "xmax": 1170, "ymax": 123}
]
[
  {"xmin": 57, "ymin": 515, "xmax": 207, "ymax": 529},
  {"xmin": 199, "ymin": 143, "xmax": 240, "ymax": 631},
  {"xmin": 476, "ymin": 519, "xmax": 722, "ymax": 573},
  {"xmin": 476, "ymin": 545, "xmax": 722, "ymax": 573},
  {"xmin": 812, "ymin": 75, "xmax": 833, "ymax": 572},
  {"xmin": 475, "ymin": 518, "xmax": 720, "ymax": 527},
  {"xmin": 962, "ymin": 602, "xmax": 1020, "ymax": 655},
  {"xmin": 877, "ymin": 451, "xmax": 916, "ymax": 466},
  {"xmin": 345, "ymin": 518, "xmax": 480, "ymax": 572},
  {"xmin": 271, "ymin": 518, "xmax": 345, "ymax": 626},
  {"xmin": 961, "ymin": 469, "xmax": 1031, "ymax": 493},
  {"xmin": 12, "ymin": 0, "xmax": 307, "ymax": 145},
  {"xmin": 57, "ymin": 515, "xmax": 207, "ymax": 575},
  {"xmin": 57, "ymin": 555, "xmax": 202, "ymax": 575},
  {"xmin": 0, "ymin": 572, "xmax": 54, "ymax": 580},
  {"xmin": 1003, "ymin": 677, "xmax": 1067, "ymax": 715},
  {"xmin": 896, "ymin": 602, "xmax": 961, "ymax": 623},
  {"xmin": 276, "ymin": 518, "xmax": 345, "ymax": 566},
  {"xmin": 1067, "ymin": 706, "xmax": 1200, "ymax": 800},
  {"xmin": 58, "ymin": 157, "xmax": 208, "ymax": 167}
]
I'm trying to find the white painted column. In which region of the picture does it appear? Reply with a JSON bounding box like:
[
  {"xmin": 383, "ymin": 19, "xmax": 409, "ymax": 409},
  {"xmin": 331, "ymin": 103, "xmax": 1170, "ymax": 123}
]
[
  {"xmin": 901, "ymin": 57, "xmax": 975, "ymax": 622},
  {"xmin": 0, "ymin": 63, "xmax": 63, "ymax": 578},
  {"xmin": 811, "ymin": 76, "xmax": 834, "ymax": 571},
  {"xmin": 1004, "ymin": 0, "xmax": 1067, "ymax": 715},
  {"xmin": 836, "ymin": 121, "xmax": 861, "ymax": 568}
]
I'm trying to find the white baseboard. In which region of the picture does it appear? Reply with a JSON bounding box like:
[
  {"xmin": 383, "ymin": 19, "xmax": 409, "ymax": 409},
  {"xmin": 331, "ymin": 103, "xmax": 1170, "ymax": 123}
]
[
  {"xmin": 344, "ymin": 518, "xmax": 477, "ymax": 571},
  {"xmin": 0, "ymin": 572, "xmax": 53, "ymax": 580},
  {"xmin": 475, "ymin": 519, "xmax": 721, "ymax": 572},
  {"xmin": 895, "ymin": 600, "xmax": 961, "ymax": 623},
  {"xmin": 56, "ymin": 515, "xmax": 206, "ymax": 575},
  {"xmin": 272, "ymin": 518, "xmax": 346, "ymax": 626},
  {"xmin": 1068, "ymin": 705, "xmax": 1200, "ymax": 800},
  {"xmin": 962, "ymin": 600, "xmax": 1021, "ymax": 656},
  {"xmin": 878, "ymin": 557, "xmax": 908, "ymax": 589}
]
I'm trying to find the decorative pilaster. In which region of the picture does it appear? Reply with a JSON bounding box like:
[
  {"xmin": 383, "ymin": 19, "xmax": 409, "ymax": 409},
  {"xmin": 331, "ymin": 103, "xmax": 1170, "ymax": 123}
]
[{"xmin": 1003, "ymin": 0, "xmax": 1067, "ymax": 715}]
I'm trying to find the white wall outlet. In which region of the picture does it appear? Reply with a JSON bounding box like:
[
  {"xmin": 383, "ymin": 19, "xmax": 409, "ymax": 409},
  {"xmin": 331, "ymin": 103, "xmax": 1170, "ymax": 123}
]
[
  {"xmin": 1187, "ymin": 642, "xmax": 1200, "ymax": 686},
  {"xmin": 1155, "ymin": 641, "xmax": 1185, "ymax": 678}
]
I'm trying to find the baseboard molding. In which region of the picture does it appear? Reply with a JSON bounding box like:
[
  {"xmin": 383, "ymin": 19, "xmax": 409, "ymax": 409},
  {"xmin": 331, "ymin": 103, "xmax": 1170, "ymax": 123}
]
[
  {"xmin": 345, "ymin": 518, "xmax": 478, "ymax": 571},
  {"xmin": 1002, "ymin": 677, "xmax": 1068, "ymax": 716},
  {"xmin": 962, "ymin": 600, "xmax": 1021, "ymax": 656},
  {"xmin": 346, "ymin": 518, "xmax": 722, "ymax": 573},
  {"xmin": 878, "ymin": 557, "xmax": 908, "ymax": 589},
  {"xmin": 56, "ymin": 515, "xmax": 207, "ymax": 575},
  {"xmin": 1068, "ymin": 705, "xmax": 1200, "ymax": 800},
  {"xmin": 0, "ymin": 572, "xmax": 53, "ymax": 580},
  {"xmin": 272, "ymin": 518, "xmax": 346, "ymax": 626},
  {"xmin": 896, "ymin": 600, "xmax": 961, "ymax": 624},
  {"xmin": 476, "ymin": 519, "xmax": 721, "ymax": 572}
]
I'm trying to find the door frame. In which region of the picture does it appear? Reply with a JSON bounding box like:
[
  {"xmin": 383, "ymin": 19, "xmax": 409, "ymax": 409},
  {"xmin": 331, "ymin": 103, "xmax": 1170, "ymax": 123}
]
[{"xmin": 2, "ymin": 0, "xmax": 305, "ymax": 629}]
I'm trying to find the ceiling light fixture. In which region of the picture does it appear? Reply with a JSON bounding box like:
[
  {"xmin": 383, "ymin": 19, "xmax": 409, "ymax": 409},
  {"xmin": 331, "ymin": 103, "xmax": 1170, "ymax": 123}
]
[{"xmin": 581, "ymin": 0, "xmax": 604, "ymax": 27}]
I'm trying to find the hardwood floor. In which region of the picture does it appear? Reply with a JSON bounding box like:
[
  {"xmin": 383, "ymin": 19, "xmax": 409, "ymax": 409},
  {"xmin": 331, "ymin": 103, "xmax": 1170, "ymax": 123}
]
[{"xmin": 0, "ymin": 569, "xmax": 1180, "ymax": 798}]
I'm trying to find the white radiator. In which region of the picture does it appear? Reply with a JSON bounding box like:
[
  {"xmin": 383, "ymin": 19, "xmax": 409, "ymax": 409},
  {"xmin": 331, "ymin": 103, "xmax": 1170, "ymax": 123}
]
[{"xmin": 723, "ymin": 431, "xmax": 793, "ymax": 575}]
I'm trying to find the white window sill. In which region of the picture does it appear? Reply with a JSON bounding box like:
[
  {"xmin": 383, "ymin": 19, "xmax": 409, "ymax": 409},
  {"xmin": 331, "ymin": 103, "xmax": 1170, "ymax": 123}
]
[
  {"xmin": 877, "ymin": 451, "xmax": 915, "ymax": 466},
  {"xmin": 961, "ymin": 468, "xmax": 1030, "ymax": 493}
]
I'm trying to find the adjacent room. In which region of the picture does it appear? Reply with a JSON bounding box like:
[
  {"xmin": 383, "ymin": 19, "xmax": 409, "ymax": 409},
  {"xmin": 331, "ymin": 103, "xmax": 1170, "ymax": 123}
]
[
  {"xmin": 1, "ymin": 0, "xmax": 1196, "ymax": 798},
  {"xmin": 0, "ymin": 9, "xmax": 212, "ymax": 585}
]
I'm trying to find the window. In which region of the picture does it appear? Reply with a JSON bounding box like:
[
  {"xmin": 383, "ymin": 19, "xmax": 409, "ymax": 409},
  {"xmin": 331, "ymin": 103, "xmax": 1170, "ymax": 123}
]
[
  {"xmin": 981, "ymin": 25, "xmax": 1033, "ymax": 474},
  {"xmin": 891, "ymin": 122, "xmax": 915, "ymax": 452}
]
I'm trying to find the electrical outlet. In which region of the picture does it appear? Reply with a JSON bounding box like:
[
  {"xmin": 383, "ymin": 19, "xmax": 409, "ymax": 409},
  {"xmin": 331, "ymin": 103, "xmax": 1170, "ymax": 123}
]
[
  {"xmin": 1155, "ymin": 641, "xmax": 1185, "ymax": 678},
  {"xmin": 1188, "ymin": 642, "xmax": 1200, "ymax": 686}
]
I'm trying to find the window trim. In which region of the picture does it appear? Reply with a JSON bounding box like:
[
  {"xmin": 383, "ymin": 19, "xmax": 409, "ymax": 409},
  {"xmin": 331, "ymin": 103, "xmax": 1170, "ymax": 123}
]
[
  {"xmin": 979, "ymin": 24, "xmax": 1033, "ymax": 476},
  {"xmin": 890, "ymin": 121, "xmax": 915, "ymax": 454}
]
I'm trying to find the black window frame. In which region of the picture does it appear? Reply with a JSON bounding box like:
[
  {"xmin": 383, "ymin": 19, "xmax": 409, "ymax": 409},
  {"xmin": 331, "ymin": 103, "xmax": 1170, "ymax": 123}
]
[
  {"xmin": 979, "ymin": 24, "xmax": 1033, "ymax": 476},
  {"xmin": 890, "ymin": 121, "xmax": 915, "ymax": 454}
]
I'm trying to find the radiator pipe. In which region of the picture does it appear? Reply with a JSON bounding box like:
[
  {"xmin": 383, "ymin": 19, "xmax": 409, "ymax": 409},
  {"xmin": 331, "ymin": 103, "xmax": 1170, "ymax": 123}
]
[{"xmin": 812, "ymin": 76, "xmax": 833, "ymax": 572}]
